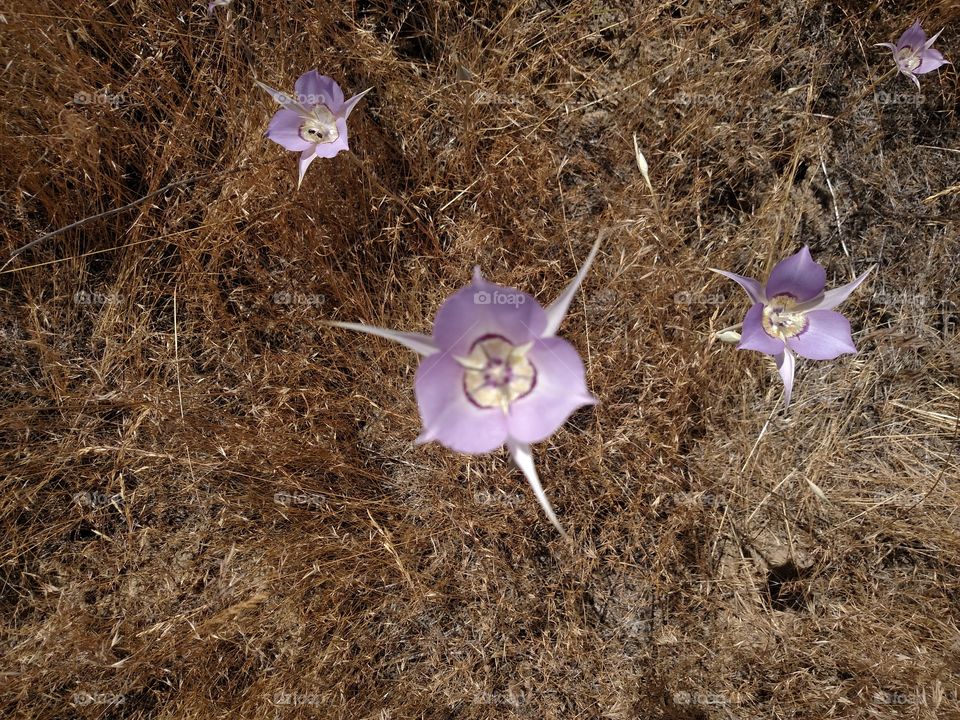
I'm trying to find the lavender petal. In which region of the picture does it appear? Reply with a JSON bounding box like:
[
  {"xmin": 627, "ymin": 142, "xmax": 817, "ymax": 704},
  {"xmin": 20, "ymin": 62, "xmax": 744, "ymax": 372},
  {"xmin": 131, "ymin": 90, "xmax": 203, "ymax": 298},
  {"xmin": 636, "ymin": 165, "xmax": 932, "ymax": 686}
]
[
  {"xmin": 786, "ymin": 309, "xmax": 857, "ymax": 361},
  {"xmin": 738, "ymin": 303, "xmax": 784, "ymax": 355},
  {"xmin": 763, "ymin": 246, "xmax": 826, "ymax": 302},
  {"xmin": 414, "ymin": 352, "xmax": 509, "ymax": 454},
  {"xmin": 710, "ymin": 268, "xmax": 765, "ymax": 304},
  {"xmin": 505, "ymin": 337, "xmax": 596, "ymax": 444}
]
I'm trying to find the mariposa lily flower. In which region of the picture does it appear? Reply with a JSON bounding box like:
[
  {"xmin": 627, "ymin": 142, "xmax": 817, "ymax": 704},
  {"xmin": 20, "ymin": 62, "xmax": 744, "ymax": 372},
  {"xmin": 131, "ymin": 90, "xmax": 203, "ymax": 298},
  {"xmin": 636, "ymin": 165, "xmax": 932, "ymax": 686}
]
[
  {"xmin": 877, "ymin": 21, "xmax": 950, "ymax": 89},
  {"xmin": 328, "ymin": 239, "xmax": 602, "ymax": 539},
  {"xmin": 711, "ymin": 246, "xmax": 873, "ymax": 409},
  {"xmin": 256, "ymin": 71, "xmax": 371, "ymax": 188}
]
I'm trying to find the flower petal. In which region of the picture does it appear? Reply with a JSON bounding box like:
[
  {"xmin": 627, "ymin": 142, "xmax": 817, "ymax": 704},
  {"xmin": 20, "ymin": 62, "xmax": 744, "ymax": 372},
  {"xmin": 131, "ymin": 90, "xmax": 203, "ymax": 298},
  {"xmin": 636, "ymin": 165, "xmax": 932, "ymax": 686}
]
[
  {"xmin": 917, "ymin": 48, "xmax": 949, "ymax": 74},
  {"xmin": 543, "ymin": 235, "xmax": 602, "ymax": 337},
  {"xmin": 341, "ymin": 88, "xmax": 372, "ymax": 119},
  {"xmin": 797, "ymin": 266, "xmax": 873, "ymax": 312},
  {"xmin": 432, "ymin": 270, "xmax": 546, "ymax": 355},
  {"xmin": 312, "ymin": 118, "xmax": 350, "ymax": 159},
  {"xmin": 255, "ymin": 80, "xmax": 306, "ymax": 113},
  {"xmin": 898, "ymin": 21, "xmax": 927, "ymax": 51},
  {"xmin": 775, "ymin": 347, "xmax": 796, "ymax": 410},
  {"xmin": 905, "ymin": 69, "xmax": 922, "ymax": 90},
  {"xmin": 763, "ymin": 246, "xmax": 826, "ymax": 302},
  {"xmin": 265, "ymin": 109, "xmax": 313, "ymax": 152},
  {"xmin": 922, "ymin": 27, "xmax": 945, "ymax": 51},
  {"xmin": 786, "ymin": 309, "xmax": 857, "ymax": 361},
  {"xmin": 297, "ymin": 147, "xmax": 317, "ymax": 189},
  {"xmin": 507, "ymin": 439, "xmax": 569, "ymax": 540},
  {"xmin": 737, "ymin": 303, "xmax": 784, "ymax": 355},
  {"xmin": 505, "ymin": 336, "xmax": 596, "ymax": 444},
  {"xmin": 709, "ymin": 268, "xmax": 765, "ymax": 304},
  {"xmin": 413, "ymin": 352, "xmax": 509, "ymax": 454},
  {"xmin": 295, "ymin": 71, "xmax": 345, "ymax": 110},
  {"xmin": 325, "ymin": 321, "xmax": 437, "ymax": 356}
]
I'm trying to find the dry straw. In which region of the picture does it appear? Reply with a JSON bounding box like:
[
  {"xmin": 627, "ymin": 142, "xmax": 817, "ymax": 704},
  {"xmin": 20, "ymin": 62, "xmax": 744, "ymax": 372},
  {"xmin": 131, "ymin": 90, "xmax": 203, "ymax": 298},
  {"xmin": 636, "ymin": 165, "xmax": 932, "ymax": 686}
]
[{"xmin": 1, "ymin": 1, "xmax": 959, "ymax": 718}]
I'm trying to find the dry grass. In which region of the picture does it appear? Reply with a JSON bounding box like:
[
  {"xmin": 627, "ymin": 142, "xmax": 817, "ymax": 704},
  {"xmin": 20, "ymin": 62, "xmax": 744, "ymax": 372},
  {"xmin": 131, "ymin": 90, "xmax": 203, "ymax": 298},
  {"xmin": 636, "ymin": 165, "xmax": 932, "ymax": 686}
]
[{"xmin": 2, "ymin": 0, "xmax": 960, "ymax": 718}]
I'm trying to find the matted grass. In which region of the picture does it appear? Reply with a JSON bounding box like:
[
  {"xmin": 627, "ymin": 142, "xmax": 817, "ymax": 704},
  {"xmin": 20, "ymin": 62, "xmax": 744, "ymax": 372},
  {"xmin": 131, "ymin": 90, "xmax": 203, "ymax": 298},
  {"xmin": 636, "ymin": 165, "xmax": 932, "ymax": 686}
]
[{"xmin": 1, "ymin": 0, "xmax": 959, "ymax": 718}]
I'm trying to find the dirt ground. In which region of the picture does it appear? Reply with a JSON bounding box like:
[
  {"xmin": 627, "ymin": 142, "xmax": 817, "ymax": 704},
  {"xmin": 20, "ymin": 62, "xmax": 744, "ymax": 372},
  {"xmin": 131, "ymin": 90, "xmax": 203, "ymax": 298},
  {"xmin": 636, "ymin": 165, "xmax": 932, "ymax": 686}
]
[{"xmin": 2, "ymin": 0, "xmax": 959, "ymax": 718}]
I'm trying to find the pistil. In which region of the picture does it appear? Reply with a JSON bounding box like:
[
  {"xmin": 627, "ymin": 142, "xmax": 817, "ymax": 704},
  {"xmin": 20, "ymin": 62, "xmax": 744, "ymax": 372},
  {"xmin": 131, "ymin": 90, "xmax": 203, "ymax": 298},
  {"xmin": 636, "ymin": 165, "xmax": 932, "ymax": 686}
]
[
  {"xmin": 456, "ymin": 335, "xmax": 537, "ymax": 414},
  {"xmin": 761, "ymin": 294, "xmax": 808, "ymax": 339},
  {"xmin": 299, "ymin": 105, "xmax": 339, "ymax": 144}
]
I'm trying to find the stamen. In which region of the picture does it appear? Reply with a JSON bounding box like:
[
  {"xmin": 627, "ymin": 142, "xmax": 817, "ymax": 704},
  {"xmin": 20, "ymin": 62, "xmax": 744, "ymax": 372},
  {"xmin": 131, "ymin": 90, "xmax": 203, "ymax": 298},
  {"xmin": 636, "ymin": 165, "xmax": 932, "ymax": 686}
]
[
  {"xmin": 299, "ymin": 105, "xmax": 339, "ymax": 144},
  {"xmin": 896, "ymin": 47, "xmax": 922, "ymax": 71},
  {"xmin": 761, "ymin": 295, "xmax": 809, "ymax": 339},
  {"xmin": 460, "ymin": 334, "xmax": 537, "ymax": 413}
]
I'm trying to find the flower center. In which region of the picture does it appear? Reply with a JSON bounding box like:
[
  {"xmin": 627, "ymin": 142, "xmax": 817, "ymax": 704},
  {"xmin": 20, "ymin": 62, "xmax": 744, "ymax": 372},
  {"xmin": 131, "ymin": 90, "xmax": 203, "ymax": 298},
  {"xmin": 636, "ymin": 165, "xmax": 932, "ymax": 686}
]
[
  {"xmin": 761, "ymin": 295, "xmax": 808, "ymax": 339},
  {"xmin": 895, "ymin": 46, "xmax": 922, "ymax": 72},
  {"xmin": 455, "ymin": 334, "xmax": 537, "ymax": 414},
  {"xmin": 299, "ymin": 105, "xmax": 339, "ymax": 144}
]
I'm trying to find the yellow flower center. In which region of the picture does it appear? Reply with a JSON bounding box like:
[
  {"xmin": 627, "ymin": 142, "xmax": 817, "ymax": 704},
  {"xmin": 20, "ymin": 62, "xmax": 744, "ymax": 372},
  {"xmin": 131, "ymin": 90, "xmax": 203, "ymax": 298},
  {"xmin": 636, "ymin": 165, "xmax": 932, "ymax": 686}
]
[
  {"xmin": 455, "ymin": 335, "xmax": 537, "ymax": 414},
  {"xmin": 761, "ymin": 295, "xmax": 808, "ymax": 339},
  {"xmin": 895, "ymin": 46, "xmax": 922, "ymax": 72},
  {"xmin": 299, "ymin": 105, "xmax": 339, "ymax": 144}
]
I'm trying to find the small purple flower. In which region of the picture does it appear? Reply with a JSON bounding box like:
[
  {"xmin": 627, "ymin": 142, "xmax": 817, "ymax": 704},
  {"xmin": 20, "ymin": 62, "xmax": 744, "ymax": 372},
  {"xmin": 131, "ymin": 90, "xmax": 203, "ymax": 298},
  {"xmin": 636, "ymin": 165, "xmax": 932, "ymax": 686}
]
[
  {"xmin": 711, "ymin": 246, "xmax": 873, "ymax": 409},
  {"xmin": 877, "ymin": 21, "xmax": 950, "ymax": 89},
  {"xmin": 257, "ymin": 71, "xmax": 371, "ymax": 188},
  {"xmin": 329, "ymin": 239, "xmax": 602, "ymax": 538}
]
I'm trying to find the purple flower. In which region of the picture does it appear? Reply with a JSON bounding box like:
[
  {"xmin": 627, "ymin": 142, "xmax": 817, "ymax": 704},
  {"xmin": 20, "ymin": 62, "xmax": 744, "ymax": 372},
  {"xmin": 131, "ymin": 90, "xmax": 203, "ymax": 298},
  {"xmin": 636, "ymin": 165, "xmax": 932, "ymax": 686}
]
[
  {"xmin": 877, "ymin": 21, "xmax": 950, "ymax": 89},
  {"xmin": 328, "ymin": 239, "xmax": 602, "ymax": 538},
  {"xmin": 711, "ymin": 246, "xmax": 873, "ymax": 409},
  {"xmin": 256, "ymin": 71, "xmax": 371, "ymax": 188}
]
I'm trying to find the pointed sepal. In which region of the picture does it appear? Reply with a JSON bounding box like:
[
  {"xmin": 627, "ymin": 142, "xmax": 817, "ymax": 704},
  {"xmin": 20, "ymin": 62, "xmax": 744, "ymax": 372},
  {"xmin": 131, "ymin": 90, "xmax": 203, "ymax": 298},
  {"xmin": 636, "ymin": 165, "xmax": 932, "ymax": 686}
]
[
  {"xmin": 255, "ymin": 80, "xmax": 307, "ymax": 114},
  {"xmin": 325, "ymin": 321, "xmax": 438, "ymax": 356},
  {"xmin": 774, "ymin": 347, "xmax": 796, "ymax": 411},
  {"xmin": 341, "ymin": 88, "xmax": 372, "ymax": 118},
  {"xmin": 543, "ymin": 235, "xmax": 602, "ymax": 337},
  {"xmin": 507, "ymin": 439, "xmax": 570, "ymax": 541}
]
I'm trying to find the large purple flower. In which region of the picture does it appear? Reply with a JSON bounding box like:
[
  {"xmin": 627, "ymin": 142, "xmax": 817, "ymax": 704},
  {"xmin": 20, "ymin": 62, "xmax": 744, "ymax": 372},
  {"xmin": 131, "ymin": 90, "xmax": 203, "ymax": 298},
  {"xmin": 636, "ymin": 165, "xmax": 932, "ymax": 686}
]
[
  {"xmin": 256, "ymin": 71, "xmax": 370, "ymax": 188},
  {"xmin": 328, "ymin": 239, "xmax": 602, "ymax": 538},
  {"xmin": 711, "ymin": 246, "xmax": 873, "ymax": 409},
  {"xmin": 877, "ymin": 21, "xmax": 950, "ymax": 89}
]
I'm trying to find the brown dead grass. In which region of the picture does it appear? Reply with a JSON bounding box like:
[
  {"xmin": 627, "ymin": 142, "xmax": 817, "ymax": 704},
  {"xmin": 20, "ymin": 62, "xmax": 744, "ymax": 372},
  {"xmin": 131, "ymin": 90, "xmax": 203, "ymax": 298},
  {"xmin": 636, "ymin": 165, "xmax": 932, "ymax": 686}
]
[{"xmin": 2, "ymin": 0, "xmax": 959, "ymax": 718}]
